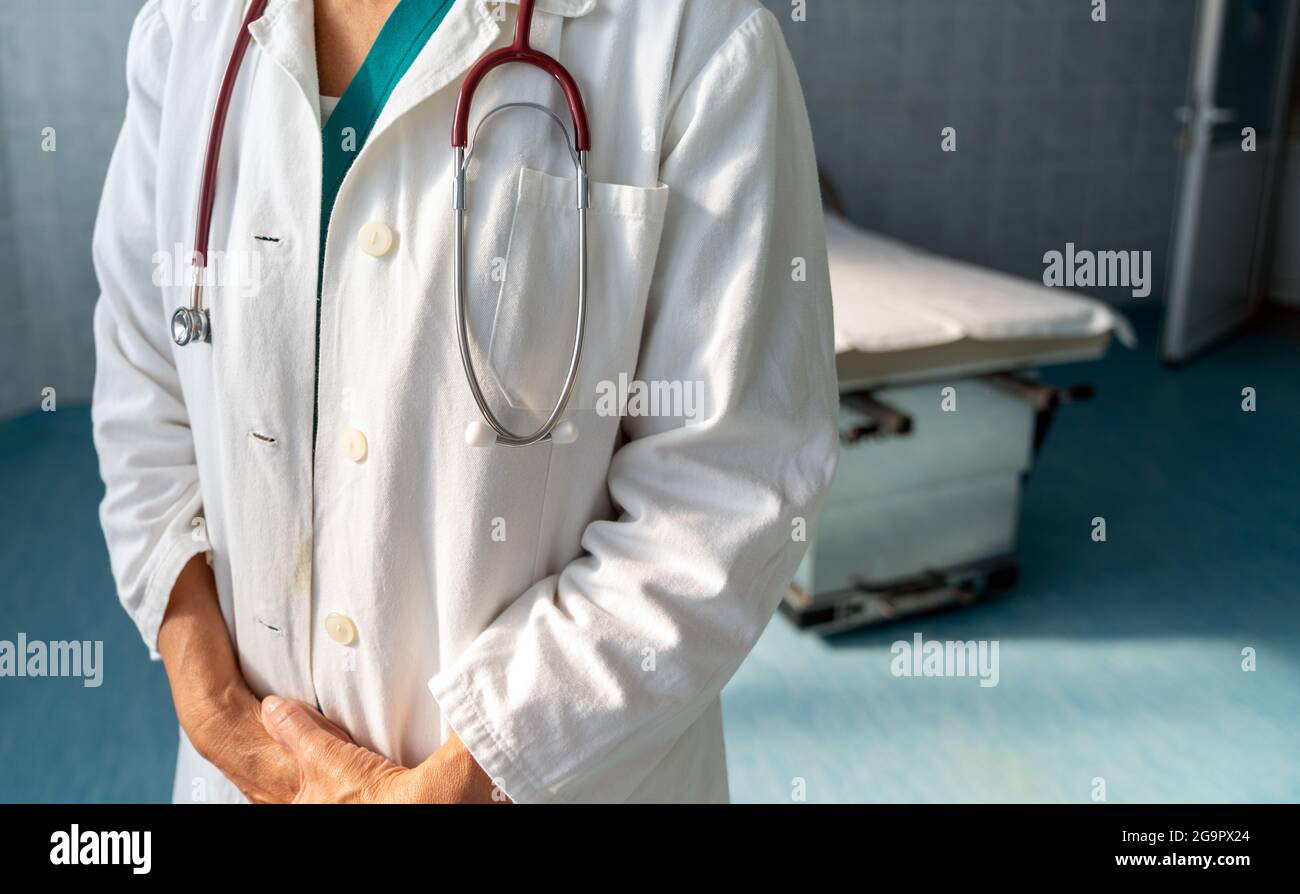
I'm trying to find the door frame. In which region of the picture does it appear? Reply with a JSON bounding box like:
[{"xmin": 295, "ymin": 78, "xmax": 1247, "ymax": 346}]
[{"xmin": 1162, "ymin": 0, "xmax": 1300, "ymax": 363}]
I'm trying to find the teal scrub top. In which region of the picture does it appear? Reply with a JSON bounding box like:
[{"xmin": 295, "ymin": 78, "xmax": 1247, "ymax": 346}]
[{"xmin": 319, "ymin": 0, "xmax": 454, "ymax": 256}]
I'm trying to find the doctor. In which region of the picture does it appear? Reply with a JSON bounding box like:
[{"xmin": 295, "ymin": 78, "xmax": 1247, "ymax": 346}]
[{"xmin": 92, "ymin": 0, "xmax": 837, "ymax": 803}]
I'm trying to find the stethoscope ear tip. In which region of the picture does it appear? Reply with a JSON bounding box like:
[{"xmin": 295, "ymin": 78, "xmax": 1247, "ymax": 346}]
[
  {"xmin": 550, "ymin": 419, "xmax": 579, "ymax": 445},
  {"xmin": 465, "ymin": 420, "xmax": 498, "ymax": 448},
  {"xmin": 465, "ymin": 418, "xmax": 579, "ymax": 447}
]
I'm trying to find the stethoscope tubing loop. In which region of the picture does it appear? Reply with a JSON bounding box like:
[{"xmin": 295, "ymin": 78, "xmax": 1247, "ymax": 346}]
[{"xmin": 453, "ymin": 104, "xmax": 590, "ymax": 447}]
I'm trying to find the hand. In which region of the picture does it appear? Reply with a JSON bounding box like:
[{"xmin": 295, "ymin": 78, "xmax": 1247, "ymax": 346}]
[
  {"xmin": 158, "ymin": 555, "xmax": 298, "ymax": 804},
  {"xmin": 261, "ymin": 696, "xmax": 508, "ymax": 804},
  {"xmin": 259, "ymin": 696, "xmax": 411, "ymax": 803},
  {"xmin": 184, "ymin": 684, "xmax": 301, "ymax": 804}
]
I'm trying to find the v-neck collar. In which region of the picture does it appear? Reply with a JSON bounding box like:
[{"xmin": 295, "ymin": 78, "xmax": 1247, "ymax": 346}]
[{"xmin": 319, "ymin": 0, "xmax": 456, "ymax": 249}]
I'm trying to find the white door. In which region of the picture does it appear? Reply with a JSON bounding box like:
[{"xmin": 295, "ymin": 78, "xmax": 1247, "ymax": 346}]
[{"xmin": 1163, "ymin": 0, "xmax": 1298, "ymax": 363}]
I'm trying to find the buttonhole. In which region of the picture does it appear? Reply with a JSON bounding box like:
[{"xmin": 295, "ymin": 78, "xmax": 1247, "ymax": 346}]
[
  {"xmin": 253, "ymin": 235, "xmax": 281, "ymax": 243},
  {"xmin": 254, "ymin": 616, "xmax": 284, "ymax": 635},
  {"xmin": 249, "ymin": 431, "xmax": 277, "ymax": 445}
]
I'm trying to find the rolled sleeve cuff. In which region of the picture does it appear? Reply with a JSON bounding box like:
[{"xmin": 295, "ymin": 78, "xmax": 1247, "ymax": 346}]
[
  {"xmin": 427, "ymin": 669, "xmax": 559, "ymax": 805},
  {"xmin": 136, "ymin": 534, "xmax": 210, "ymax": 661}
]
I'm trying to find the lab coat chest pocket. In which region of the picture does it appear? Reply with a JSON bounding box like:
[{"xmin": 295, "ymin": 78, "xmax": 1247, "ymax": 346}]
[{"xmin": 486, "ymin": 168, "xmax": 670, "ymax": 411}]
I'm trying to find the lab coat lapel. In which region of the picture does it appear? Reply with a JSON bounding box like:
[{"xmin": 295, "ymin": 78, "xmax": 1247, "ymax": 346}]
[
  {"xmin": 372, "ymin": 0, "xmax": 499, "ymax": 141},
  {"xmin": 247, "ymin": 0, "xmax": 320, "ymax": 110}
]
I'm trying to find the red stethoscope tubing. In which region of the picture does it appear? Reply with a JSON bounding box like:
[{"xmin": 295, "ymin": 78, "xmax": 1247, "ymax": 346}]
[
  {"xmin": 193, "ymin": 0, "xmax": 269, "ymax": 265},
  {"xmin": 451, "ymin": 0, "xmax": 591, "ymax": 152}
]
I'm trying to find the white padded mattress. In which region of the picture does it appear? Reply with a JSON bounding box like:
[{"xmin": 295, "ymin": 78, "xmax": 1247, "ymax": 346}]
[{"xmin": 827, "ymin": 213, "xmax": 1133, "ymax": 388}]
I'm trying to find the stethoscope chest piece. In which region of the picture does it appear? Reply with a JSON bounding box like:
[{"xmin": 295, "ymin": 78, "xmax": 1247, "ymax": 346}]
[{"xmin": 171, "ymin": 302, "xmax": 210, "ymax": 347}]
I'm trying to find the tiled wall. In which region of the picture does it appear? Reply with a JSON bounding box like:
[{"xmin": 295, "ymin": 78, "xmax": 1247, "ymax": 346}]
[
  {"xmin": 762, "ymin": 0, "xmax": 1198, "ymax": 290},
  {"xmin": 0, "ymin": 0, "xmax": 139, "ymax": 420}
]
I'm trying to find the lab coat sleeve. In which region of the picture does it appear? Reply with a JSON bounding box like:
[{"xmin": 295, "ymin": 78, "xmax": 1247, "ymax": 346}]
[
  {"xmin": 428, "ymin": 8, "xmax": 839, "ymax": 803},
  {"xmin": 91, "ymin": 1, "xmax": 204, "ymax": 660}
]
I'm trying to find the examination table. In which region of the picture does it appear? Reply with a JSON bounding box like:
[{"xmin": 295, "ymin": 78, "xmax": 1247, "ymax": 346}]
[{"xmin": 784, "ymin": 213, "xmax": 1134, "ymax": 633}]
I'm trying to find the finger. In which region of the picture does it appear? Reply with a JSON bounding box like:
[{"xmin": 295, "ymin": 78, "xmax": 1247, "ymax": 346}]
[
  {"xmin": 295, "ymin": 701, "xmax": 355, "ymax": 744},
  {"xmin": 261, "ymin": 695, "xmax": 341, "ymax": 763}
]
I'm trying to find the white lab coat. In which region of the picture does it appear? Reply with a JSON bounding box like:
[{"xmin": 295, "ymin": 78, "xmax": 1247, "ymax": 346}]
[{"xmin": 92, "ymin": 0, "xmax": 837, "ymax": 804}]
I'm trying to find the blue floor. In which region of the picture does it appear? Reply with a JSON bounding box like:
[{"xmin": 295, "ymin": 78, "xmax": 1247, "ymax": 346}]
[
  {"xmin": 1, "ymin": 305, "xmax": 1297, "ymax": 802},
  {"xmin": 726, "ymin": 306, "xmax": 1300, "ymax": 802}
]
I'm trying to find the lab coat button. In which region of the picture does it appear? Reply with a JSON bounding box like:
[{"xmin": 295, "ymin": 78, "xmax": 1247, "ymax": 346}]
[
  {"xmin": 358, "ymin": 221, "xmax": 394, "ymax": 257},
  {"xmin": 324, "ymin": 612, "xmax": 357, "ymax": 646},
  {"xmin": 342, "ymin": 428, "xmax": 368, "ymax": 462}
]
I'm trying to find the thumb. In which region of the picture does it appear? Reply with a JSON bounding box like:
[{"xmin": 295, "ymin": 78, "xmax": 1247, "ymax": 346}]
[{"xmin": 261, "ymin": 695, "xmax": 336, "ymax": 760}]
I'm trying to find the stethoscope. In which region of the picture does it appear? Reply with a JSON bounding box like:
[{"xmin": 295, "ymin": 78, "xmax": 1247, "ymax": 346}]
[{"xmin": 173, "ymin": 0, "xmax": 590, "ymax": 449}]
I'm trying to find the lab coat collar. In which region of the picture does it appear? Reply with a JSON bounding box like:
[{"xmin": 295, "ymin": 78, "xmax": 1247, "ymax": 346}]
[
  {"xmin": 498, "ymin": 0, "xmax": 597, "ymax": 15},
  {"xmin": 249, "ymin": 0, "xmax": 597, "ymax": 132},
  {"xmin": 248, "ymin": 0, "xmax": 319, "ymax": 107}
]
